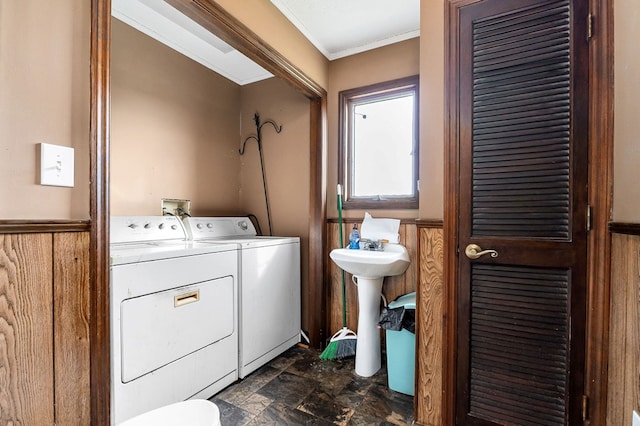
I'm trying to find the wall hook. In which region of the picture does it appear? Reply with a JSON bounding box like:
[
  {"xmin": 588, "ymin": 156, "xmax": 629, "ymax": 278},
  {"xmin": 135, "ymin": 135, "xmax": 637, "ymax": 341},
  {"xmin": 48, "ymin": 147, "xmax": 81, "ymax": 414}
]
[
  {"xmin": 239, "ymin": 113, "xmax": 282, "ymax": 155},
  {"xmin": 239, "ymin": 113, "xmax": 283, "ymax": 236}
]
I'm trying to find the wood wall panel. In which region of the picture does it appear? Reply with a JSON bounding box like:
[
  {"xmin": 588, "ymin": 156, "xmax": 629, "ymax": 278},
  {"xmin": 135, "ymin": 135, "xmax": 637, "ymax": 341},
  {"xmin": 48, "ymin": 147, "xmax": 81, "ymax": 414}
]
[
  {"xmin": 327, "ymin": 221, "xmax": 349, "ymax": 333},
  {"xmin": 0, "ymin": 230, "xmax": 90, "ymax": 425},
  {"xmin": 326, "ymin": 222, "xmax": 418, "ymax": 339},
  {"xmin": 54, "ymin": 232, "xmax": 91, "ymax": 425},
  {"xmin": 607, "ymin": 233, "xmax": 640, "ymax": 425},
  {"xmin": 0, "ymin": 234, "xmax": 54, "ymax": 424},
  {"xmin": 385, "ymin": 224, "xmax": 418, "ymax": 301},
  {"xmin": 415, "ymin": 226, "xmax": 444, "ymax": 426}
]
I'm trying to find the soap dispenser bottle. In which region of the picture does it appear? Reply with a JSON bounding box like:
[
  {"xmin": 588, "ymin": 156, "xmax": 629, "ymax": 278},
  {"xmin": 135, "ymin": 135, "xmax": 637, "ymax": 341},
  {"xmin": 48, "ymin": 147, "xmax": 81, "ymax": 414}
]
[{"xmin": 349, "ymin": 224, "xmax": 360, "ymax": 249}]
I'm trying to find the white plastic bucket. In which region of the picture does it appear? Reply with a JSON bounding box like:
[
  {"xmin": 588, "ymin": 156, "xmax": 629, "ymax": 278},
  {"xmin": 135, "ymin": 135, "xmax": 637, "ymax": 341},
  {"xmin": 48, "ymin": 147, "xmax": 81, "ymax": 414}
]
[{"xmin": 118, "ymin": 400, "xmax": 221, "ymax": 426}]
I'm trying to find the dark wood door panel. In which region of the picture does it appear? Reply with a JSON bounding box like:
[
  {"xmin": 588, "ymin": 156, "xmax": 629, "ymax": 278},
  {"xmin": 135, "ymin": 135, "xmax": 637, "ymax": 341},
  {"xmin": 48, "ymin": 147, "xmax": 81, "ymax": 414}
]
[{"xmin": 455, "ymin": 0, "xmax": 589, "ymax": 424}]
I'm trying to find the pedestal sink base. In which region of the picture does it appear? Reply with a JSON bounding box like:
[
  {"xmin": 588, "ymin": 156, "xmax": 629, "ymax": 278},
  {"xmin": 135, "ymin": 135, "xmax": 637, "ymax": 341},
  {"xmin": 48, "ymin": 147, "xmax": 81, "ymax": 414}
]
[
  {"xmin": 354, "ymin": 276, "xmax": 383, "ymax": 377},
  {"xmin": 328, "ymin": 244, "xmax": 411, "ymax": 378}
]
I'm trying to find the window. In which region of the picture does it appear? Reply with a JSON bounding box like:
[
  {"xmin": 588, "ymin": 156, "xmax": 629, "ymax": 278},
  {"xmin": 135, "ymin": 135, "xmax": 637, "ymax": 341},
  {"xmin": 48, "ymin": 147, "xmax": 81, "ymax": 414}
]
[{"xmin": 338, "ymin": 75, "xmax": 419, "ymax": 209}]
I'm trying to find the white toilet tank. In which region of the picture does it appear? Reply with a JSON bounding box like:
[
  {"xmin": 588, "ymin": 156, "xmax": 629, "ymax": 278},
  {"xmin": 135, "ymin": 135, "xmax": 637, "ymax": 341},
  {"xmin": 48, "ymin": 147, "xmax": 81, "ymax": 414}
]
[{"xmin": 118, "ymin": 400, "xmax": 221, "ymax": 426}]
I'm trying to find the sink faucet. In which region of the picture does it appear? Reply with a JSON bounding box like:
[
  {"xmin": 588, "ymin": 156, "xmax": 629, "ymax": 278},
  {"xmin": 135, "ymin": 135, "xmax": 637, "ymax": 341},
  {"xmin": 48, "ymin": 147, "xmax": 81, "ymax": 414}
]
[{"xmin": 359, "ymin": 238, "xmax": 386, "ymax": 251}]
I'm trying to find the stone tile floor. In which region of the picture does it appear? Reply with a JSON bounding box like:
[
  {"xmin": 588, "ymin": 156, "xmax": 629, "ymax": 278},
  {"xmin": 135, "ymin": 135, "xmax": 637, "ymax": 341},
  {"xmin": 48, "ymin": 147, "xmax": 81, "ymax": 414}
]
[{"xmin": 209, "ymin": 346, "xmax": 414, "ymax": 425}]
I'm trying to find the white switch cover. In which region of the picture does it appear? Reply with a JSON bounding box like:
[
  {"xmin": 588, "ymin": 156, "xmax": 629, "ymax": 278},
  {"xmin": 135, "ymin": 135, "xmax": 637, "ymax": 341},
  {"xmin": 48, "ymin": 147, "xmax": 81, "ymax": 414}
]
[
  {"xmin": 633, "ymin": 410, "xmax": 640, "ymax": 426},
  {"xmin": 40, "ymin": 143, "xmax": 74, "ymax": 187}
]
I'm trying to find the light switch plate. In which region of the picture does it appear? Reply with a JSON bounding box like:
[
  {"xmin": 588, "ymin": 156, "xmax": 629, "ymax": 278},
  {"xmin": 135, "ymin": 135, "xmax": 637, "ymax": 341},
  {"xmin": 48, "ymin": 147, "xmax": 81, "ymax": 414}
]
[
  {"xmin": 633, "ymin": 410, "xmax": 639, "ymax": 426},
  {"xmin": 40, "ymin": 143, "xmax": 74, "ymax": 187}
]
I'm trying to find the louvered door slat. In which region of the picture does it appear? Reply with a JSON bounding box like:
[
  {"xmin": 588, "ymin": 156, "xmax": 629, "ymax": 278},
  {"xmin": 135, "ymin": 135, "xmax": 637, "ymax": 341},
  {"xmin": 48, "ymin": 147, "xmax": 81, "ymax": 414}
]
[
  {"xmin": 474, "ymin": 96, "xmax": 569, "ymax": 116},
  {"xmin": 474, "ymin": 63, "xmax": 569, "ymax": 89},
  {"xmin": 469, "ymin": 264, "xmax": 569, "ymax": 425},
  {"xmin": 470, "ymin": 0, "xmax": 571, "ymax": 240}
]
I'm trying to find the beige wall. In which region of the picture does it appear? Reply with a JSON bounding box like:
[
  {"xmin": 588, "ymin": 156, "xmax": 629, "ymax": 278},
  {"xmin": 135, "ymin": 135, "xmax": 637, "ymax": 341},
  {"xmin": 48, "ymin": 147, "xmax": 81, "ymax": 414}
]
[
  {"xmin": 214, "ymin": 0, "xmax": 329, "ymax": 90},
  {"xmin": 111, "ymin": 19, "xmax": 242, "ymax": 216},
  {"xmin": 420, "ymin": 0, "xmax": 445, "ymax": 220},
  {"xmin": 239, "ymin": 78, "xmax": 310, "ymax": 330},
  {"xmin": 613, "ymin": 1, "xmax": 640, "ymax": 222},
  {"xmin": 327, "ymin": 38, "xmax": 421, "ymax": 222},
  {"xmin": 0, "ymin": 1, "xmax": 90, "ymax": 219}
]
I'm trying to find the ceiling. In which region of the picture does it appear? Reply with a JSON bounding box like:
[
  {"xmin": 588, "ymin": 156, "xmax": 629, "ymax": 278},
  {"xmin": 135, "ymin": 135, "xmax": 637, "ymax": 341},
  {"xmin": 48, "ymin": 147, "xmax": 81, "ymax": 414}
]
[
  {"xmin": 111, "ymin": 0, "xmax": 273, "ymax": 85},
  {"xmin": 270, "ymin": 0, "xmax": 420, "ymax": 60},
  {"xmin": 112, "ymin": 0, "xmax": 420, "ymax": 85}
]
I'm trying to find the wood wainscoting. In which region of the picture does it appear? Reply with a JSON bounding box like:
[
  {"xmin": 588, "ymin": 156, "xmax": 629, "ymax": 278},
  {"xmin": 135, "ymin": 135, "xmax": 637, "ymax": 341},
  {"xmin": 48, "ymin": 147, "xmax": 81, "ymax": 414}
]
[
  {"xmin": 607, "ymin": 226, "xmax": 640, "ymax": 425},
  {"xmin": 0, "ymin": 223, "xmax": 90, "ymax": 425},
  {"xmin": 415, "ymin": 221, "xmax": 444, "ymax": 425}
]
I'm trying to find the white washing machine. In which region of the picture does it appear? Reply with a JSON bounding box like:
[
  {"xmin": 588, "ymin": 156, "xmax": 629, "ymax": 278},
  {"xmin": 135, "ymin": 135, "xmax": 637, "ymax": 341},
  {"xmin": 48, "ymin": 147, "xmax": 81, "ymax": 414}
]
[
  {"xmin": 183, "ymin": 217, "xmax": 301, "ymax": 378},
  {"xmin": 110, "ymin": 216, "xmax": 239, "ymax": 425}
]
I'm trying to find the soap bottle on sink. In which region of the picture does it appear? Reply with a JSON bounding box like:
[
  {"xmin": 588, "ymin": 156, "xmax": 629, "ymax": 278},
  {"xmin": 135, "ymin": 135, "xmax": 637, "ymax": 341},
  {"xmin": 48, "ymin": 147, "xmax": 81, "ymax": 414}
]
[{"xmin": 349, "ymin": 224, "xmax": 360, "ymax": 249}]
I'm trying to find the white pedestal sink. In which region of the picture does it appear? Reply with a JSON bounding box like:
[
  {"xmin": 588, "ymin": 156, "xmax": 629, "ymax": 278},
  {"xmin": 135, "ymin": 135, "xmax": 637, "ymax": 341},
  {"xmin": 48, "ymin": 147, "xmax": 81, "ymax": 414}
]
[{"xmin": 329, "ymin": 244, "xmax": 410, "ymax": 377}]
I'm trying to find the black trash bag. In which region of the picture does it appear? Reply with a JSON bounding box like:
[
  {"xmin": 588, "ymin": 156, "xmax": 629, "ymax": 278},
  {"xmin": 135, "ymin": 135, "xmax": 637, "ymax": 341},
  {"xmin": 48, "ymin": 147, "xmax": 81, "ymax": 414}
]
[
  {"xmin": 378, "ymin": 306, "xmax": 416, "ymax": 334},
  {"xmin": 378, "ymin": 306, "xmax": 404, "ymax": 331},
  {"xmin": 402, "ymin": 309, "xmax": 415, "ymax": 334}
]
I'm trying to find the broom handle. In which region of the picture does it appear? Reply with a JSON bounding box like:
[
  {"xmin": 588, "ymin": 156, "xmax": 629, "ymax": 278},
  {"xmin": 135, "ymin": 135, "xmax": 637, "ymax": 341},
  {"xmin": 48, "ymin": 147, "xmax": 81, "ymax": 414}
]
[{"xmin": 337, "ymin": 185, "xmax": 347, "ymax": 328}]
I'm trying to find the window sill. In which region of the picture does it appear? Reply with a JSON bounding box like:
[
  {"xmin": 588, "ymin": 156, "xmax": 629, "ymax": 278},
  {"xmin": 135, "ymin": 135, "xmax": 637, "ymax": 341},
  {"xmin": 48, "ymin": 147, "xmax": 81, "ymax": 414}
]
[{"xmin": 343, "ymin": 199, "xmax": 418, "ymax": 210}]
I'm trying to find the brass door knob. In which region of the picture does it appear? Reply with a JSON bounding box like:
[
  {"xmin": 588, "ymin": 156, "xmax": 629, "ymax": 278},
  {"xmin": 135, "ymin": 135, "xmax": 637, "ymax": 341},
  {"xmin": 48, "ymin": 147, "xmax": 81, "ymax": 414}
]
[{"xmin": 465, "ymin": 244, "xmax": 498, "ymax": 260}]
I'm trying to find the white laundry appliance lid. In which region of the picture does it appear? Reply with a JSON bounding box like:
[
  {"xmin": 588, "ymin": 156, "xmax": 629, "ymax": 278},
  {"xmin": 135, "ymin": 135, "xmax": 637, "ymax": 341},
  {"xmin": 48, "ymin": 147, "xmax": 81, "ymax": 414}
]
[
  {"xmin": 183, "ymin": 217, "xmax": 300, "ymax": 246},
  {"xmin": 110, "ymin": 240, "xmax": 238, "ymax": 265},
  {"xmin": 197, "ymin": 236, "xmax": 300, "ymax": 248},
  {"xmin": 110, "ymin": 216, "xmax": 237, "ymax": 265}
]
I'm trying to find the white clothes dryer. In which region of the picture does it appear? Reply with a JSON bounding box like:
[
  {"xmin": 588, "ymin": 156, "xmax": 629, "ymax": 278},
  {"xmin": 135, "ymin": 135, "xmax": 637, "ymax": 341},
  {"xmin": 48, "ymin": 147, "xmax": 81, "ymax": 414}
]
[
  {"xmin": 110, "ymin": 216, "xmax": 239, "ymax": 424},
  {"xmin": 183, "ymin": 217, "xmax": 301, "ymax": 378}
]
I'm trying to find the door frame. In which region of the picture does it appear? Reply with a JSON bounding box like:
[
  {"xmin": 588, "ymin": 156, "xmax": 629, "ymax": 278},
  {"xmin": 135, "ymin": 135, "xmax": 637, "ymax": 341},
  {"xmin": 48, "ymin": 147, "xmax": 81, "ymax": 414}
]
[
  {"xmin": 442, "ymin": 0, "xmax": 613, "ymax": 424},
  {"xmin": 89, "ymin": 1, "xmax": 328, "ymax": 424}
]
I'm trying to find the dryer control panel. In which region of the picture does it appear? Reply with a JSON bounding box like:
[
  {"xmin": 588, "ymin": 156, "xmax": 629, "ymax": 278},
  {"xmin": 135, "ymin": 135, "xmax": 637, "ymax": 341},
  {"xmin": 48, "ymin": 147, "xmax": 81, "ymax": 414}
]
[
  {"xmin": 111, "ymin": 216, "xmax": 186, "ymax": 244},
  {"xmin": 184, "ymin": 217, "xmax": 257, "ymax": 240}
]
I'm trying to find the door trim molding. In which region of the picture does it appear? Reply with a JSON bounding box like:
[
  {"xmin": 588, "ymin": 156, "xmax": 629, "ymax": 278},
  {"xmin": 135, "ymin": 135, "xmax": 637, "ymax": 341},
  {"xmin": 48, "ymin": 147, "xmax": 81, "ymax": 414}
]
[
  {"xmin": 443, "ymin": 1, "xmax": 479, "ymax": 423},
  {"xmin": 89, "ymin": 0, "xmax": 111, "ymax": 425},
  {"xmin": 90, "ymin": 1, "xmax": 327, "ymax": 424},
  {"xmin": 90, "ymin": 0, "xmax": 111, "ymax": 424},
  {"xmin": 584, "ymin": 0, "xmax": 614, "ymax": 424},
  {"xmin": 443, "ymin": 0, "xmax": 613, "ymax": 424}
]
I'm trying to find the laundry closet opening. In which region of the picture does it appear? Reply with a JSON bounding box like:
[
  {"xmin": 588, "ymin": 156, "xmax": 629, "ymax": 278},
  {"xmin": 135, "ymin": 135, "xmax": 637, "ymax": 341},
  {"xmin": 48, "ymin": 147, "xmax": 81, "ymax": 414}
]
[{"xmin": 110, "ymin": 12, "xmax": 314, "ymax": 339}]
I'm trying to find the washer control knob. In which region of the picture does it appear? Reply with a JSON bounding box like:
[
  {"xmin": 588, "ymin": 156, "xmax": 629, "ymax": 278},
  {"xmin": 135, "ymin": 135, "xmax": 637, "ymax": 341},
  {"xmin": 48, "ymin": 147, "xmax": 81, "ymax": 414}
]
[
  {"xmin": 207, "ymin": 223, "xmax": 213, "ymax": 229},
  {"xmin": 158, "ymin": 223, "xmax": 165, "ymax": 229},
  {"xmin": 128, "ymin": 223, "xmax": 138, "ymax": 229},
  {"xmin": 144, "ymin": 223, "xmax": 151, "ymax": 229},
  {"xmin": 171, "ymin": 225, "xmax": 177, "ymax": 230},
  {"xmin": 239, "ymin": 221, "xmax": 248, "ymax": 231},
  {"xmin": 196, "ymin": 223, "xmax": 203, "ymax": 229}
]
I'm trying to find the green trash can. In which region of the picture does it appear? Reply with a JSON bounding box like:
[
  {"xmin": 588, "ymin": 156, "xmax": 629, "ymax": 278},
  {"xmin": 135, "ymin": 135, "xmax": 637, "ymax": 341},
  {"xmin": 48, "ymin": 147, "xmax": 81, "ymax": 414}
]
[{"xmin": 385, "ymin": 292, "xmax": 416, "ymax": 396}]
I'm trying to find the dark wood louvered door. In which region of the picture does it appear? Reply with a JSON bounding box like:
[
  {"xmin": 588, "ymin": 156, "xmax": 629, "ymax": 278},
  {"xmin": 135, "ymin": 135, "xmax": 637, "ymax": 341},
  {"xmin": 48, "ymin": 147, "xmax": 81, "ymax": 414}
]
[{"xmin": 455, "ymin": 0, "xmax": 588, "ymax": 425}]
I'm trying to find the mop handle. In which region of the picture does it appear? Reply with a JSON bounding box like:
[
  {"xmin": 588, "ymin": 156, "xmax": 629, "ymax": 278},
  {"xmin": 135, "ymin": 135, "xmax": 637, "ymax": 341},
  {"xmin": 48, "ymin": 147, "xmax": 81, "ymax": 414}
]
[{"xmin": 337, "ymin": 184, "xmax": 347, "ymax": 328}]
